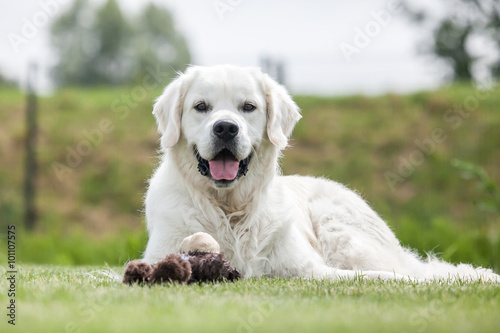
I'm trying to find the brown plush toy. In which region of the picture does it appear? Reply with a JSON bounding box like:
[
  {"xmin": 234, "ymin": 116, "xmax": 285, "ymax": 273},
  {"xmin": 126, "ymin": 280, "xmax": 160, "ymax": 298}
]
[{"xmin": 123, "ymin": 233, "xmax": 241, "ymax": 285}]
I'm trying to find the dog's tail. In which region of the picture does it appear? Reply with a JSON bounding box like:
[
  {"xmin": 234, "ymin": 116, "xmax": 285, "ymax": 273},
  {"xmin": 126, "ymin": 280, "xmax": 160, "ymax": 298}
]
[{"xmin": 398, "ymin": 248, "xmax": 500, "ymax": 282}]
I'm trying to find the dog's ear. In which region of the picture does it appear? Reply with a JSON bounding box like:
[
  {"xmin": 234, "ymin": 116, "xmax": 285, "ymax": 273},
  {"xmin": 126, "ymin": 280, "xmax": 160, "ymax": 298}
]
[
  {"xmin": 153, "ymin": 77, "xmax": 184, "ymax": 149},
  {"xmin": 263, "ymin": 74, "xmax": 302, "ymax": 149}
]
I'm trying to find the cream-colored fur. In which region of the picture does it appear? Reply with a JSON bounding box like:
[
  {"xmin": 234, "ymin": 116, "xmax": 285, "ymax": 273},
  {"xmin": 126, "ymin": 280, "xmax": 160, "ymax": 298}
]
[
  {"xmin": 179, "ymin": 232, "xmax": 220, "ymax": 253},
  {"xmin": 142, "ymin": 65, "xmax": 499, "ymax": 282}
]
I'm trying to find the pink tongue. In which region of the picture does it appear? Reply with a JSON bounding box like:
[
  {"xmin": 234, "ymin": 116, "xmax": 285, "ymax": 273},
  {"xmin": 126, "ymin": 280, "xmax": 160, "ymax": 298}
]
[{"xmin": 209, "ymin": 158, "xmax": 239, "ymax": 180}]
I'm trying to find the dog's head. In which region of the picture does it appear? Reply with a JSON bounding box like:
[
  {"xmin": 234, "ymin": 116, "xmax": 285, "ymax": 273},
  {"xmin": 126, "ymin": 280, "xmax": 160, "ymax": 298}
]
[{"xmin": 152, "ymin": 65, "xmax": 301, "ymax": 189}]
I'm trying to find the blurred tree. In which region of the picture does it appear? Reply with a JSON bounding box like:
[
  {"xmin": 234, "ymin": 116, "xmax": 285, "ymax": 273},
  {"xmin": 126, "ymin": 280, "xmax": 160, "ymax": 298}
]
[
  {"xmin": 433, "ymin": 19, "xmax": 474, "ymax": 81},
  {"xmin": 92, "ymin": 0, "xmax": 132, "ymax": 84},
  {"xmin": 133, "ymin": 3, "xmax": 191, "ymax": 82},
  {"xmin": 403, "ymin": 0, "xmax": 500, "ymax": 82},
  {"xmin": 486, "ymin": 2, "xmax": 500, "ymax": 77},
  {"xmin": 50, "ymin": 0, "xmax": 190, "ymax": 86},
  {"xmin": 50, "ymin": 0, "xmax": 95, "ymax": 85}
]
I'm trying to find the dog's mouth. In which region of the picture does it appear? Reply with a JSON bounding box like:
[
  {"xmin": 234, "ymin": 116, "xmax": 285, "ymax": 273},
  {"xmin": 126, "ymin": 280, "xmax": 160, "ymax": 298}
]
[{"xmin": 195, "ymin": 148, "xmax": 251, "ymax": 183}]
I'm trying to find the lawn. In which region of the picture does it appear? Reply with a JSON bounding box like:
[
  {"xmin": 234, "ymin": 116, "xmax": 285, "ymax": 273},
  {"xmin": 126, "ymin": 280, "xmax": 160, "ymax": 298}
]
[{"xmin": 1, "ymin": 265, "xmax": 499, "ymax": 332}]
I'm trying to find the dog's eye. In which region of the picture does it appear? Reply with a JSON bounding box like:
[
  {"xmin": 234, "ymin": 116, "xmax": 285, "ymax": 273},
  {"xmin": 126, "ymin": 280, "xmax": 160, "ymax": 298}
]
[
  {"xmin": 194, "ymin": 102, "xmax": 208, "ymax": 112},
  {"xmin": 242, "ymin": 103, "xmax": 256, "ymax": 112}
]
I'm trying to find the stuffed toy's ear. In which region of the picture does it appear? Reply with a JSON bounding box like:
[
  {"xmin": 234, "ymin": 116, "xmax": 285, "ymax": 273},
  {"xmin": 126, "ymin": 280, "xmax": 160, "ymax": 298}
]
[
  {"xmin": 153, "ymin": 77, "xmax": 184, "ymax": 149},
  {"xmin": 263, "ymin": 74, "xmax": 302, "ymax": 149}
]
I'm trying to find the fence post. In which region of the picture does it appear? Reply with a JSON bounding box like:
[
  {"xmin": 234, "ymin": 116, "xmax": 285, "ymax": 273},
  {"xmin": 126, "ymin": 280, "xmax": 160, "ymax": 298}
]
[
  {"xmin": 259, "ymin": 56, "xmax": 286, "ymax": 86},
  {"xmin": 24, "ymin": 62, "xmax": 38, "ymax": 230}
]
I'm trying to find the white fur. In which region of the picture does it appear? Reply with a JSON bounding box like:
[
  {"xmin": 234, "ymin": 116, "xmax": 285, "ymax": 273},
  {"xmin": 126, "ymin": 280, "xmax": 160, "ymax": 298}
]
[{"xmin": 142, "ymin": 65, "xmax": 499, "ymax": 282}]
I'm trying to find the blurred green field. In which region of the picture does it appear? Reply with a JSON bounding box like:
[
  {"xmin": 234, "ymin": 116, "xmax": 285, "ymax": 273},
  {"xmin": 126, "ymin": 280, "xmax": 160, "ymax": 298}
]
[
  {"xmin": 0, "ymin": 84, "xmax": 499, "ymax": 270},
  {"xmin": 0, "ymin": 265, "xmax": 499, "ymax": 333}
]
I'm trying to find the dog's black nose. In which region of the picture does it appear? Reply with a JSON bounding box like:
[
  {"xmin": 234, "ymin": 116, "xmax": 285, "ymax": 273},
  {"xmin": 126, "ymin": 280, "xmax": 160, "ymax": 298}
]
[{"xmin": 213, "ymin": 120, "xmax": 239, "ymax": 141}]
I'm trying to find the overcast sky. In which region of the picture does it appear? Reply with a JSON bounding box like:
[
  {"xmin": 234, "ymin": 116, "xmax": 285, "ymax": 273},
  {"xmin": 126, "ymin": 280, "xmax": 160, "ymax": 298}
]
[{"xmin": 1, "ymin": 0, "xmax": 445, "ymax": 95}]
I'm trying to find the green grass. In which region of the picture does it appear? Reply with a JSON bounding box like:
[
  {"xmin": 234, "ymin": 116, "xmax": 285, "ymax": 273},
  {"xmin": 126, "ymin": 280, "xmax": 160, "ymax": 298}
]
[
  {"xmin": 1, "ymin": 265, "xmax": 499, "ymax": 332},
  {"xmin": 1, "ymin": 228, "xmax": 148, "ymax": 266}
]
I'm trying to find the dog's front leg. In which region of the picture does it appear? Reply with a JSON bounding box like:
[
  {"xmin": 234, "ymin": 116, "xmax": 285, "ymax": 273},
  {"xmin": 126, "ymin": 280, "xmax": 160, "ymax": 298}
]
[{"xmin": 143, "ymin": 225, "xmax": 206, "ymax": 265}]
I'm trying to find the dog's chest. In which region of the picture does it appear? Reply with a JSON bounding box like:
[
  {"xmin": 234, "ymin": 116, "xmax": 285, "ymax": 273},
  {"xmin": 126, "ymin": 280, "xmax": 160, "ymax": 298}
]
[{"xmin": 196, "ymin": 209, "xmax": 273, "ymax": 276}]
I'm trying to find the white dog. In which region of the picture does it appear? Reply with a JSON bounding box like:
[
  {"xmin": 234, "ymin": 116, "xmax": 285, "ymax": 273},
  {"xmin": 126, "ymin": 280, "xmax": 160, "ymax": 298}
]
[{"xmin": 142, "ymin": 65, "xmax": 499, "ymax": 282}]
